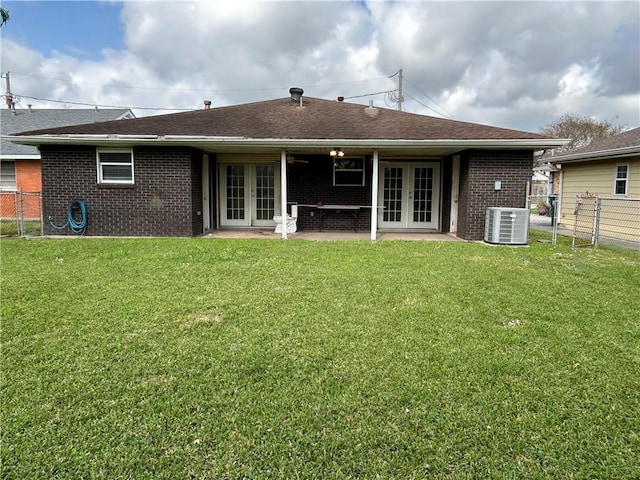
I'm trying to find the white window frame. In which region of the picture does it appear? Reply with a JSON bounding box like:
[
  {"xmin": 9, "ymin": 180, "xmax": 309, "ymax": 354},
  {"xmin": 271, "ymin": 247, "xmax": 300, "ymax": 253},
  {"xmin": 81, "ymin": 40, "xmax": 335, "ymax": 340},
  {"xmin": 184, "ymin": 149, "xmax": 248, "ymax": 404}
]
[
  {"xmin": 333, "ymin": 157, "xmax": 365, "ymax": 186},
  {"xmin": 0, "ymin": 160, "xmax": 17, "ymax": 191},
  {"xmin": 613, "ymin": 163, "xmax": 629, "ymax": 196},
  {"xmin": 97, "ymin": 149, "xmax": 134, "ymax": 184}
]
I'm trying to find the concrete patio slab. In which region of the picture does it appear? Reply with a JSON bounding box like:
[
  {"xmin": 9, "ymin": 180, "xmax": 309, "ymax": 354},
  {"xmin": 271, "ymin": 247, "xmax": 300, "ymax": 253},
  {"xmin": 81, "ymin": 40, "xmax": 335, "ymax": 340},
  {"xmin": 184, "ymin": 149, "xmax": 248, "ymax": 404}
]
[{"xmin": 202, "ymin": 230, "xmax": 463, "ymax": 242}]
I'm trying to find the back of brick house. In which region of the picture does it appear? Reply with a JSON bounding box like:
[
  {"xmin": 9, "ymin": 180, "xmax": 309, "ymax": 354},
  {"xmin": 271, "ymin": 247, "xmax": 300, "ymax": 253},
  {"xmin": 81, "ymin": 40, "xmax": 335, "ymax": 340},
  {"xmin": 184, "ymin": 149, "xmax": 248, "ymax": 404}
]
[{"xmin": 8, "ymin": 90, "xmax": 565, "ymax": 240}]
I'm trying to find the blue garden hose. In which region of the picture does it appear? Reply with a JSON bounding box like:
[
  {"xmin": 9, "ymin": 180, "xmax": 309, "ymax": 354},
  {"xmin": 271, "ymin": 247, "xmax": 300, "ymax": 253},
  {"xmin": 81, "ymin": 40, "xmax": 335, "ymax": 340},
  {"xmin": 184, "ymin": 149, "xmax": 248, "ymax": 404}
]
[{"xmin": 49, "ymin": 200, "xmax": 87, "ymax": 235}]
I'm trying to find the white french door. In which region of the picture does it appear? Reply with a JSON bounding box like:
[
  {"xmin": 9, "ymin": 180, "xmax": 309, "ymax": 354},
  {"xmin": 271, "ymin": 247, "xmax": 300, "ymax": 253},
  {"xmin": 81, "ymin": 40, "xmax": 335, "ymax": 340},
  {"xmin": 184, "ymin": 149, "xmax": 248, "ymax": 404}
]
[
  {"xmin": 378, "ymin": 162, "xmax": 440, "ymax": 229},
  {"xmin": 219, "ymin": 163, "xmax": 280, "ymax": 227}
]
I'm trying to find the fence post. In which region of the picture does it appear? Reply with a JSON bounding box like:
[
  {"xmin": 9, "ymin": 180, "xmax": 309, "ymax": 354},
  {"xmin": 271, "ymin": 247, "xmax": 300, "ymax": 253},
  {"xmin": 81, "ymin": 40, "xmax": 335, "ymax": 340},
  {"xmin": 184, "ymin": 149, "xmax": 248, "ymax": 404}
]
[
  {"xmin": 12, "ymin": 191, "xmax": 19, "ymax": 235},
  {"xmin": 572, "ymin": 195, "xmax": 579, "ymax": 249},
  {"xmin": 39, "ymin": 192, "xmax": 44, "ymax": 236},
  {"xmin": 18, "ymin": 189, "xmax": 25, "ymax": 237},
  {"xmin": 593, "ymin": 197, "xmax": 601, "ymax": 247},
  {"xmin": 552, "ymin": 199, "xmax": 558, "ymax": 246}
]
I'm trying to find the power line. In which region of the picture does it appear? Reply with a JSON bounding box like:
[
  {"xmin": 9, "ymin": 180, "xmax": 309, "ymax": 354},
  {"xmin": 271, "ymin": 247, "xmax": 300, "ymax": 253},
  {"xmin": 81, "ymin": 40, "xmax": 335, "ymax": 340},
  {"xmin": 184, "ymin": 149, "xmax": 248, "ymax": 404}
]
[
  {"xmin": 404, "ymin": 92, "xmax": 454, "ymax": 120},
  {"xmin": 386, "ymin": 69, "xmax": 404, "ymax": 111},
  {"xmin": 9, "ymin": 71, "xmax": 391, "ymax": 94},
  {"xmin": 13, "ymin": 93, "xmax": 193, "ymax": 112},
  {"xmin": 403, "ymin": 76, "xmax": 456, "ymax": 120},
  {"xmin": 342, "ymin": 90, "xmax": 395, "ymax": 100}
]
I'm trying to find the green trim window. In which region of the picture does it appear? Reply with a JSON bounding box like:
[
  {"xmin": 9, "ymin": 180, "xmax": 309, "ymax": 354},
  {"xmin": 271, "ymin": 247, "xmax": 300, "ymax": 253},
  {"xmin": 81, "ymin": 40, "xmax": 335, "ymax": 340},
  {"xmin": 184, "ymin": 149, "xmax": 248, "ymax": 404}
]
[
  {"xmin": 333, "ymin": 157, "xmax": 365, "ymax": 186},
  {"xmin": 97, "ymin": 149, "xmax": 134, "ymax": 184},
  {"xmin": 614, "ymin": 164, "xmax": 629, "ymax": 195}
]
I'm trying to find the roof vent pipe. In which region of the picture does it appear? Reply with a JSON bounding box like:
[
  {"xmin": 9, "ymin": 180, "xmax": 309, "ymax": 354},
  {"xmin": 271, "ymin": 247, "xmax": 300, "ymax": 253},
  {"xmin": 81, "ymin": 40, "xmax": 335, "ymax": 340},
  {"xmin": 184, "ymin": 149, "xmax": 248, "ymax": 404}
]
[
  {"xmin": 289, "ymin": 87, "xmax": 304, "ymax": 105},
  {"xmin": 204, "ymin": 100, "xmax": 212, "ymax": 109},
  {"xmin": 27, "ymin": 104, "xmax": 32, "ymax": 112}
]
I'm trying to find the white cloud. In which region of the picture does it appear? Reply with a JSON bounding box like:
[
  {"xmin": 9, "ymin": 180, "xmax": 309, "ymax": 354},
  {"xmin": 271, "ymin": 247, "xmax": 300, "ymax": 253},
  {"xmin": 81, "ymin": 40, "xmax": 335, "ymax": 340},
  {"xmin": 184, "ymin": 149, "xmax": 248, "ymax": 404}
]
[{"xmin": 1, "ymin": 1, "xmax": 637, "ymax": 132}]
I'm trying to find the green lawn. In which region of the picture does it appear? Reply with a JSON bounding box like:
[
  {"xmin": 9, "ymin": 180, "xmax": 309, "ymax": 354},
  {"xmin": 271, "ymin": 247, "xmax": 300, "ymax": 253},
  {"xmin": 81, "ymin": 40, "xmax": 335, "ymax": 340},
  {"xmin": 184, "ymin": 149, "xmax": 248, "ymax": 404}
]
[{"xmin": 2, "ymin": 236, "xmax": 639, "ymax": 479}]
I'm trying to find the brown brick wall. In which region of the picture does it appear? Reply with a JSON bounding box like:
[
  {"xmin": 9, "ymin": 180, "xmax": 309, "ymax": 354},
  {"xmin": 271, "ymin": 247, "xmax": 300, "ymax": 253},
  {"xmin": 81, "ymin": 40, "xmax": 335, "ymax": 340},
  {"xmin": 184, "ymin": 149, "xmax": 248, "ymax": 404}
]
[
  {"xmin": 457, "ymin": 150, "xmax": 533, "ymax": 240},
  {"xmin": 190, "ymin": 153, "xmax": 203, "ymax": 236},
  {"xmin": 41, "ymin": 145, "xmax": 204, "ymax": 237},
  {"xmin": 287, "ymin": 155, "xmax": 373, "ymax": 231}
]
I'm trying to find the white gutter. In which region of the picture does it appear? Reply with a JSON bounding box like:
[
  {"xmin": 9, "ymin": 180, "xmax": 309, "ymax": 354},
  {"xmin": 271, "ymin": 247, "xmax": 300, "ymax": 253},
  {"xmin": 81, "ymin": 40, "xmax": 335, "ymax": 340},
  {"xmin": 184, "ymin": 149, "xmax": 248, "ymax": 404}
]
[
  {"xmin": 0, "ymin": 154, "xmax": 40, "ymax": 160},
  {"xmin": 114, "ymin": 134, "xmax": 162, "ymax": 140},
  {"xmin": 4, "ymin": 134, "xmax": 570, "ymax": 150},
  {"xmin": 66, "ymin": 134, "xmax": 110, "ymax": 139},
  {"xmin": 550, "ymin": 145, "xmax": 640, "ymax": 164}
]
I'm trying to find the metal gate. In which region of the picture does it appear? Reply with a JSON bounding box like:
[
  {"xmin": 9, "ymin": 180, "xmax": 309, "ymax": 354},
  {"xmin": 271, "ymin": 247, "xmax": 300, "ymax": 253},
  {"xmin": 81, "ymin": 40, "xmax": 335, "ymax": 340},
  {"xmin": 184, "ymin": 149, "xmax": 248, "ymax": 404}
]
[{"xmin": 572, "ymin": 193, "xmax": 598, "ymax": 248}]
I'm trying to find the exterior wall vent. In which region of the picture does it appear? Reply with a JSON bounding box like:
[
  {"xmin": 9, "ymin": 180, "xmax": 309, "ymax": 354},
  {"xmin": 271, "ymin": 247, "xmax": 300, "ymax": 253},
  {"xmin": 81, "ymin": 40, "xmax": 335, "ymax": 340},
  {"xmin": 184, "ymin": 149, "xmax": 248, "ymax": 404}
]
[{"xmin": 484, "ymin": 207, "xmax": 529, "ymax": 245}]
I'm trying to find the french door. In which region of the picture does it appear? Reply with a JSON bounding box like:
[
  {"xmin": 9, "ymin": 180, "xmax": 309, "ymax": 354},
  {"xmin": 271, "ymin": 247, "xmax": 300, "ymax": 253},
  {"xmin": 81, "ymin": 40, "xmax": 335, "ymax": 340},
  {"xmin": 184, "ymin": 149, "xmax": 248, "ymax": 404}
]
[
  {"xmin": 378, "ymin": 162, "xmax": 440, "ymax": 229},
  {"xmin": 219, "ymin": 163, "xmax": 280, "ymax": 227}
]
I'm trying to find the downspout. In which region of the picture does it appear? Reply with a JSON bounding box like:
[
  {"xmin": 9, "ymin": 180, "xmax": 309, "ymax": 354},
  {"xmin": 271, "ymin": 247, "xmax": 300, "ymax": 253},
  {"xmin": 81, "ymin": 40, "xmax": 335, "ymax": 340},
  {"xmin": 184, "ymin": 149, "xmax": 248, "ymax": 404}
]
[
  {"xmin": 280, "ymin": 149, "xmax": 288, "ymax": 240},
  {"xmin": 370, "ymin": 150, "xmax": 379, "ymax": 241}
]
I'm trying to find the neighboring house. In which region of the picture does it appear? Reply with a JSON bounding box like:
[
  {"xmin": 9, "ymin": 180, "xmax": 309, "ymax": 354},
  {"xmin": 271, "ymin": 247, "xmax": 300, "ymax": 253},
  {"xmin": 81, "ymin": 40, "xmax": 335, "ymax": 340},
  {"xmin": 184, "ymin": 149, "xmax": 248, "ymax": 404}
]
[
  {"xmin": 7, "ymin": 89, "xmax": 565, "ymax": 240},
  {"xmin": 550, "ymin": 127, "xmax": 640, "ymax": 242},
  {"xmin": 0, "ymin": 107, "xmax": 134, "ymax": 218},
  {"xmin": 530, "ymin": 170, "xmax": 549, "ymax": 204}
]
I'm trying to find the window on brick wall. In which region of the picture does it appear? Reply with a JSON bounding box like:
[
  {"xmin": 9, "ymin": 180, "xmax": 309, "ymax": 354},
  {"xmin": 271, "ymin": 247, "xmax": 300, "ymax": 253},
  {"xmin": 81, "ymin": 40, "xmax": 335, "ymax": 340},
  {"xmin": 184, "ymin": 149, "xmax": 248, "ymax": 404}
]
[
  {"xmin": 613, "ymin": 163, "xmax": 629, "ymax": 195},
  {"xmin": 97, "ymin": 149, "xmax": 134, "ymax": 184},
  {"xmin": 333, "ymin": 157, "xmax": 365, "ymax": 186},
  {"xmin": 0, "ymin": 160, "xmax": 17, "ymax": 190}
]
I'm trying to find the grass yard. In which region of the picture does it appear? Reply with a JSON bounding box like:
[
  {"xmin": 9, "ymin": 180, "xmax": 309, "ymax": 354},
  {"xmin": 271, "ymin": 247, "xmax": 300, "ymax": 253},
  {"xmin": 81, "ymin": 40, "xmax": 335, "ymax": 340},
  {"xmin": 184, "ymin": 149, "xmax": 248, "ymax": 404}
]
[{"xmin": 2, "ymin": 235, "xmax": 639, "ymax": 479}]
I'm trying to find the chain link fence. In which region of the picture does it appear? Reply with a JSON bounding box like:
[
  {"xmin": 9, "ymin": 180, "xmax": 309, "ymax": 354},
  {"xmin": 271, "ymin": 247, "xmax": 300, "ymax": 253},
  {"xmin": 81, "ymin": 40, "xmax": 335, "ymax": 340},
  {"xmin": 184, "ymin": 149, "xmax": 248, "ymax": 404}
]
[
  {"xmin": 0, "ymin": 190, "xmax": 43, "ymax": 236},
  {"xmin": 529, "ymin": 193, "xmax": 639, "ymax": 250},
  {"xmin": 571, "ymin": 194, "xmax": 639, "ymax": 249}
]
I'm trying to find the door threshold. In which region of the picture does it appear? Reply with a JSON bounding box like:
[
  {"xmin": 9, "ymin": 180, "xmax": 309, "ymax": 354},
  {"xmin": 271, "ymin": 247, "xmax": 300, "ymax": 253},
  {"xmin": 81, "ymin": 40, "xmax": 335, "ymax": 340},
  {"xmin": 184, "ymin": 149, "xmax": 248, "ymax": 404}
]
[
  {"xmin": 218, "ymin": 226, "xmax": 275, "ymax": 230},
  {"xmin": 378, "ymin": 229, "xmax": 440, "ymax": 233}
]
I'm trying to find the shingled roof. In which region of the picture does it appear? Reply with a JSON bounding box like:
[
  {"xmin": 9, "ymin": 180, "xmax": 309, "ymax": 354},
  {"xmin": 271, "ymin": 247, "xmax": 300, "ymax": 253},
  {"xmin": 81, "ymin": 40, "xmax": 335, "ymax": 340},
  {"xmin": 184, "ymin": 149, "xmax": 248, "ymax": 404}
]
[
  {"xmin": 16, "ymin": 96, "xmax": 551, "ymax": 141},
  {"xmin": 1, "ymin": 108, "xmax": 134, "ymax": 157},
  {"xmin": 551, "ymin": 126, "xmax": 640, "ymax": 163}
]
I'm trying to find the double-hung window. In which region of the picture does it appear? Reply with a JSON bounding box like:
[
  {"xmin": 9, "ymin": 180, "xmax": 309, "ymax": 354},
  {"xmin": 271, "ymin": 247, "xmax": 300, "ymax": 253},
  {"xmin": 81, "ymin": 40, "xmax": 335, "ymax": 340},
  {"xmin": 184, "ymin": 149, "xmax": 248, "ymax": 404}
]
[
  {"xmin": 614, "ymin": 164, "xmax": 629, "ymax": 195},
  {"xmin": 97, "ymin": 149, "xmax": 134, "ymax": 184},
  {"xmin": 0, "ymin": 160, "xmax": 17, "ymax": 190}
]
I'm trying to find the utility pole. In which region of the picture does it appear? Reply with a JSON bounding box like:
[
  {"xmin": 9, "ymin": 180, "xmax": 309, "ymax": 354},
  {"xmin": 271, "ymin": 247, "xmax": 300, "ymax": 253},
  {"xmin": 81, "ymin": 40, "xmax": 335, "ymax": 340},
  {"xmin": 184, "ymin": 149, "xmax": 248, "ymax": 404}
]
[
  {"xmin": 2, "ymin": 71, "xmax": 14, "ymax": 109},
  {"xmin": 397, "ymin": 68, "xmax": 404, "ymax": 112}
]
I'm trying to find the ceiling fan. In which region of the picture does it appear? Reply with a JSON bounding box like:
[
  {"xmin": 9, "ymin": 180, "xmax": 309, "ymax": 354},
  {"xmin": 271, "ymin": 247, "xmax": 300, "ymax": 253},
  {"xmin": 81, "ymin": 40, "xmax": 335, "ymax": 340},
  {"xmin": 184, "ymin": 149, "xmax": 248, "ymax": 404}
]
[{"xmin": 287, "ymin": 155, "xmax": 309, "ymax": 164}]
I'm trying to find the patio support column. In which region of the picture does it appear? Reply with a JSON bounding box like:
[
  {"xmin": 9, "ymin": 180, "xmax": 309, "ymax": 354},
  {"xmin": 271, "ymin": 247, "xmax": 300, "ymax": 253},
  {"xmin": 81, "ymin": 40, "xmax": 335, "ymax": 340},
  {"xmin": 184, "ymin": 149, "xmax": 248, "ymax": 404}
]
[
  {"xmin": 280, "ymin": 149, "xmax": 288, "ymax": 240},
  {"xmin": 370, "ymin": 149, "xmax": 379, "ymax": 241}
]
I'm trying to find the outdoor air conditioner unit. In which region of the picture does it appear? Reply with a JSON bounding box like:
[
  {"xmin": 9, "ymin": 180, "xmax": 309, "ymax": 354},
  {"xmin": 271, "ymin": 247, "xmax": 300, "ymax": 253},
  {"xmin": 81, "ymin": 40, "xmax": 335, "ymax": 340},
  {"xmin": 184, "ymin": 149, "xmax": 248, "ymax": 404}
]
[{"xmin": 484, "ymin": 207, "xmax": 529, "ymax": 245}]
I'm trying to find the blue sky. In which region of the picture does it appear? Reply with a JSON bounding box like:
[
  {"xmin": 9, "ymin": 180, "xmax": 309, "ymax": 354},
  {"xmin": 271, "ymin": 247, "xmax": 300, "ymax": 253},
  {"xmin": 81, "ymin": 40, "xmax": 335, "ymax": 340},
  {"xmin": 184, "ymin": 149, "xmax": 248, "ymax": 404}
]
[
  {"xmin": 3, "ymin": 1, "xmax": 123, "ymax": 59},
  {"xmin": 1, "ymin": 1, "xmax": 638, "ymax": 132}
]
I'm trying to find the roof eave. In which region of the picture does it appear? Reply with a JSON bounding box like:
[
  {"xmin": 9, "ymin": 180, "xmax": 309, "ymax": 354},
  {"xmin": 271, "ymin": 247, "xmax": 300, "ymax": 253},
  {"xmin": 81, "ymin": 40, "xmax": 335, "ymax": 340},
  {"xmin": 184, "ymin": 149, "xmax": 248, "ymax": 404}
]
[
  {"xmin": 551, "ymin": 145, "xmax": 640, "ymax": 164},
  {"xmin": 4, "ymin": 134, "xmax": 568, "ymax": 151}
]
